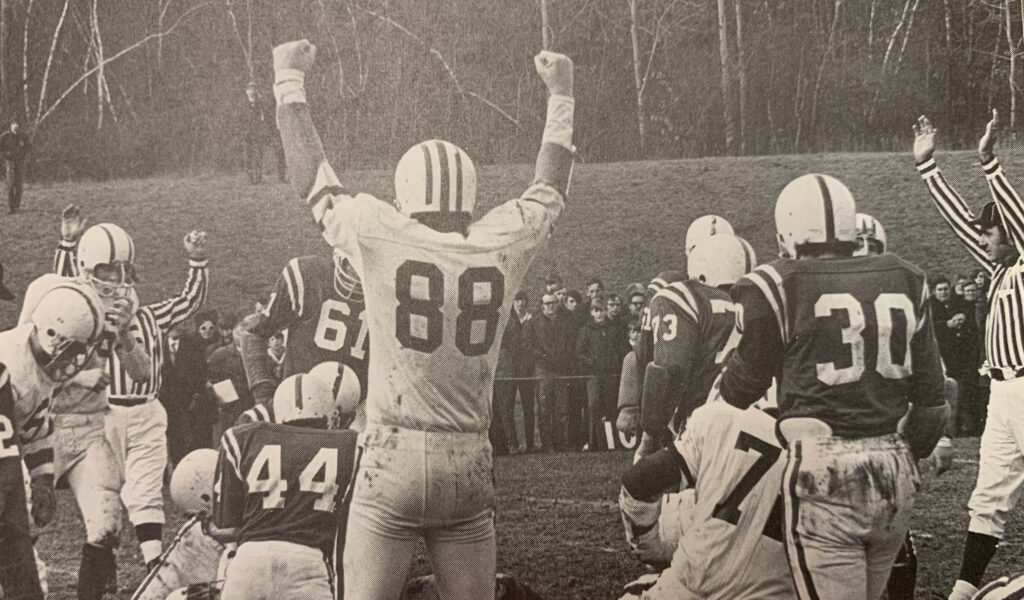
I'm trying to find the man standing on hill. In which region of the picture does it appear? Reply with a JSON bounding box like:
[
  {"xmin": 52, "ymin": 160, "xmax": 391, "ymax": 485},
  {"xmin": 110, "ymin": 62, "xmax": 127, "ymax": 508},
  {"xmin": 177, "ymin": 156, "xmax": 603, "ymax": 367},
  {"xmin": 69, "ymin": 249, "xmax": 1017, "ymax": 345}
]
[{"xmin": 0, "ymin": 121, "xmax": 30, "ymax": 214}]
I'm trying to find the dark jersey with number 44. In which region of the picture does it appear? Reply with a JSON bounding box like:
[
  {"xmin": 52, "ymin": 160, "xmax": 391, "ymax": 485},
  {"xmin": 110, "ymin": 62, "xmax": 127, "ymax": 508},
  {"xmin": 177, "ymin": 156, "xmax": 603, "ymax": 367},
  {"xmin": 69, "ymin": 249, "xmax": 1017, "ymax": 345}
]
[
  {"xmin": 213, "ymin": 422, "xmax": 358, "ymax": 553},
  {"xmin": 250, "ymin": 255, "xmax": 369, "ymax": 397},
  {"xmin": 721, "ymin": 255, "xmax": 945, "ymax": 437}
]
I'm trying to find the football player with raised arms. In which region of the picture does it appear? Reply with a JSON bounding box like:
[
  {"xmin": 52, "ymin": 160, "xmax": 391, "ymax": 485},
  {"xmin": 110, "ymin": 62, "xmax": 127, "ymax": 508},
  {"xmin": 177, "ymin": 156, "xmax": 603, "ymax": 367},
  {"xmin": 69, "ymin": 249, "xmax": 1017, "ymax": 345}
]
[
  {"xmin": 719, "ymin": 174, "xmax": 947, "ymax": 600},
  {"xmin": 238, "ymin": 245, "xmax": 369, "ymax": 422},
  {"xmin": 272, "ymin": 37, "xmax": 574, "ymax": 599},
  {"xmin": 0, "ymin": 285, "xmax": 107, "ymax": 600},
  {"xmin": 213, "ymin": 373, "xmax": 359, "ymax": 600}
]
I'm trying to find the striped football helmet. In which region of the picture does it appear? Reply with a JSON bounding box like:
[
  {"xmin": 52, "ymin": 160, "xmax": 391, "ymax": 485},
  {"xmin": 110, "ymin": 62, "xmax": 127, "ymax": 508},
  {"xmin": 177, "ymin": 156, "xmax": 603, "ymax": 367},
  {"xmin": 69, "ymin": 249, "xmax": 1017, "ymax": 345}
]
[
  {"xmin": 272, "ymin": 373, "xmax": 336, "ymax": 427},
  {"xmin": 854, "ymin": 212, "xmax": 887, "ymax": 256},
  {"xmin": 77, "ymin": 223, "xmax": 137, "ymax": 298},
  {"xmin": 688, "ymin": 234, "xmax": 757, "ymax": 288},
  {"xmin": 774, "ymin": 174, "xmax": 857, "ymax": 258},
  {"xmin": 394, "ymin": 140, "xmax": 477, "ymax": 217},
  {"xmin": 332, "ymin": 246, "xmax": 363, "ymax": 301},
  {"xmin": 169, "ymin": 449, "xmax": 218, "ymax": 515},
  {"xmin": 29, "ymin": 284, "xmax": 105, "ymax": 382},
  {"xmin": 308, "ymin": 361, "xmax": 362, "ymax": 428},
  {"xmin": 685, "ymin": 215, "xmax": 734, "ymax": 256}
]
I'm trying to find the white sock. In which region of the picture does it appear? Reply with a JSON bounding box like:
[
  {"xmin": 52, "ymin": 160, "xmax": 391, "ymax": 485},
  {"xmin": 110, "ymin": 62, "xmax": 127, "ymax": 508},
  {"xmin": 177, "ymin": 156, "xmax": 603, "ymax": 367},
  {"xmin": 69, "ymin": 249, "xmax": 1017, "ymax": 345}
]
[{"xmin": 140, "ymin": 540, "xmax": 162, "ymax": 564}]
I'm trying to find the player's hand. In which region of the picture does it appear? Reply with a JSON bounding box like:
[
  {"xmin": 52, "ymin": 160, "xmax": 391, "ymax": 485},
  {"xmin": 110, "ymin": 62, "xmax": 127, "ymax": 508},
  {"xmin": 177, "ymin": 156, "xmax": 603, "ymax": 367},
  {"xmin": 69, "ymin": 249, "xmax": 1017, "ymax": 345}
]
[
  {"xmin": 273, "ymin": 40, "xmax": 316, "ymax": 74},
  {"xmin": 534, "ymin": 51, "xmax": 574, "ymax": 97},
  {"xmin": 930, "ymin": 437, "xmax": 954, "ymax": 476},
  {"xmin": 912, "ymin": 115, "xmax": 936, "ymax": 163},
  {"xmin": 30, "ymin": 475, "xmax": 56, "ymax": 527},
  {"xmin": 979, "ymin": 108, "xmax": 999, "ymax": 163},
  {"xmin": 617, "ymin": 406, "xmax": 640, "ymax": 438},
  {"xmin": 107, "ymin": 297, "xmax": 135, "ymax": 335},
  {"xmin": 71, "ymin": 368, "xmax": 110, "ymax": 392},
  {"xmin": 184, "ymin": 230, "xmax": 209, "ymax": 261},
  {"xmin": 61, "ymin": 203, "xmax": 88, "ymax": 242},
  {"xmin": 634, "ymin": 431, "xmax": 661, "ymax": 463}
]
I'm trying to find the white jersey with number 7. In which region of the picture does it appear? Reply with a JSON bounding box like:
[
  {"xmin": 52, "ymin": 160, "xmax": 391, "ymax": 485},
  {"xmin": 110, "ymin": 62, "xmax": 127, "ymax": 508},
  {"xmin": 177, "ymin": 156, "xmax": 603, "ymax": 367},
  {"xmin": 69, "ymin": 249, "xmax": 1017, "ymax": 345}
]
[{"xmin": 308, "ymin": 162, "xmax": 563, "ymax": 434}]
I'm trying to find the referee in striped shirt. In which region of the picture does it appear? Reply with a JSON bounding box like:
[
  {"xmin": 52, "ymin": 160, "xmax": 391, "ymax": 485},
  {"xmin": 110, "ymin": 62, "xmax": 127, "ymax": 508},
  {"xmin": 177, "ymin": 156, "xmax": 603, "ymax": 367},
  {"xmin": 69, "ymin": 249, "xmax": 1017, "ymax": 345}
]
[
  {"xmin": 55, "ymin": 226, "xmax": 210, "ymax": 571},
  {"xmin": 914, "ymin": 111, "xmax": 1024, "ymax": 600}
]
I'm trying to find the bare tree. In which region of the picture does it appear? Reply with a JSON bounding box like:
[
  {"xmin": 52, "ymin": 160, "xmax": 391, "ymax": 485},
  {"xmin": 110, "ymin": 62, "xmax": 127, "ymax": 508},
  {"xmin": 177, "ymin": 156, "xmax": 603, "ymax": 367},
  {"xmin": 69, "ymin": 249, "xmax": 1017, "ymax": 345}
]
[
  {"xmin": 717, "ymin": 0, "xmax": 735, "ymax": 153},
  {"xmin": 1007, "ymin": 0, "xmax": 1018, "ymax": 129},
  {"xmin": 735, "ymin": 0, "xmax": 747, "ymax": 153}
]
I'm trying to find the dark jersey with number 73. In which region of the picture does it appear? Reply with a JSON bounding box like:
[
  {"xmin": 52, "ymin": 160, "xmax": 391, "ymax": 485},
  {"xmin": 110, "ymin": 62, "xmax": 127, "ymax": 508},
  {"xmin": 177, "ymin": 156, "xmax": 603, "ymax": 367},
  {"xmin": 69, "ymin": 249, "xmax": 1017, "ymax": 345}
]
[
  {"xmin": 721, "ymin": 255, "xmax": 945, "ymax": 437},
  {"xmin": 213, "ymin": 422, "xmax": 358, "ymax": 553}
]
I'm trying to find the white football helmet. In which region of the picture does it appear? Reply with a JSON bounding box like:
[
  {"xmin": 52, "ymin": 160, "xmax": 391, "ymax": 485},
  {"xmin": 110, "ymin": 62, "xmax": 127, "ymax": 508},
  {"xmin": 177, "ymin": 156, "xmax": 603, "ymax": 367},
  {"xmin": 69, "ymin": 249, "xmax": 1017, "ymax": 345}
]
[
  {"xmin": 685, "ymin": 215, "xmax": 734, "ymax": 256},
  {"xmin": 169, "ymin": 448, "xmax": 218, "ymax": 515},
  {"xmin": 854, "ymin": 213, "xmax": 887, "ymax": 256},
  {"xmin": 77, "ymin": 223, "xmax": 137, "ymax": 298},
  {"xmin": 332, "ymin": 247, "xmax": 363, "ymax": 301},
  {"xmin": 29, "ymin": 284, "xmax": 104, "ymax": 382},
  {"xmin": 394, "ymin": 140, "xmax": 477, "ymax": 217},
  {"xmin": 307, "ymin": 361, "xmax": 362, "ymax": 426},
  {"xmin": 688, "ymin": 234, "xmax": 757, "ymax": 288},
  {"xmin": 272, "ymin": 373, "xmax": 336, "ymax": 426},
  {"xmin": 775, "ymin": 174, "xmax": 857, "ymax": 258}
]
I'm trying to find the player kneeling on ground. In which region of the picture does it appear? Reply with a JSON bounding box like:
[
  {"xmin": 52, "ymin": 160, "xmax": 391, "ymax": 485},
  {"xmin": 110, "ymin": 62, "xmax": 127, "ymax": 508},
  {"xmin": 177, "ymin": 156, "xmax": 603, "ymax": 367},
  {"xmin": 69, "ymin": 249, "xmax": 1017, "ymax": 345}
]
[
  {"xmin": 213, "ymin": 373, "xmax": 359, "ymax": 600},
  {"xmin": 132, "ymin": 449, "xmax": 229, "ymax": 600},
  {"xmin": 619, "ymin": 386, "xmax": 792, "ymax": 599}
]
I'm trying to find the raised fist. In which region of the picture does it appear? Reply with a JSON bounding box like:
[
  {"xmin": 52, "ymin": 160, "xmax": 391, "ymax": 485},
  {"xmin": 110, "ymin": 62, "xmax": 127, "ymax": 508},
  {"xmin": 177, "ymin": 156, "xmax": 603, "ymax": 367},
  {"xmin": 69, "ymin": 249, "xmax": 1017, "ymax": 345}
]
[
  {"xmin": 107, "ymin": 297, "xmax": 135, "ymax": 336},
  {"xmin": 61, "ymin": 203, "xmax": 88, "ymax": 242},
  {"xmin": 912, "ymin": 115, "xmax": 936, "ymax": 164},
  {"xmin": 184, "ymin": 230, "xmax": 209, "ymax": 261},
  {"xmin": 979, "ymin": 108, "xmax": 1000, "ymax": 163},
  {"xmin": 534, "ymin": 51, "xmax": 573, "ymax": 97},
  {"xmin": 273, "ymin": 40, "xmax": 317, "ymax": 74}
]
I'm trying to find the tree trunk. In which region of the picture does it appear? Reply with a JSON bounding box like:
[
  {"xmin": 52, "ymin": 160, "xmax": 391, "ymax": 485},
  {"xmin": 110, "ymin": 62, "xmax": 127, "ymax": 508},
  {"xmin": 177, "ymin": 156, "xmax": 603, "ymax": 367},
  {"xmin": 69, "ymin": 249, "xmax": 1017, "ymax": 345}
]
[
  {"xmin": 0, "ymin": 0, "xmax": 6, "ymax": 116},
  {"xmin": 1007, "ymin": 0, "xmax": 1017, "ymax": 130},
  {"xmin": 944, "ymin": 0, "xmax": 952, "ymax": 119},
  {"xmin": 628, "ymin": 0, "xmax": 646, "ymax": 157},
  {"xmin": 541, "ymin": 0, "xmax": 550, "ymax": 50},
  {"xmin": 717, "ymin": 0, "xmax": 735, "ymax": 153},
  {"xmin": 735, "ymin": 0, "xmax": 747, "ymax": 153}
]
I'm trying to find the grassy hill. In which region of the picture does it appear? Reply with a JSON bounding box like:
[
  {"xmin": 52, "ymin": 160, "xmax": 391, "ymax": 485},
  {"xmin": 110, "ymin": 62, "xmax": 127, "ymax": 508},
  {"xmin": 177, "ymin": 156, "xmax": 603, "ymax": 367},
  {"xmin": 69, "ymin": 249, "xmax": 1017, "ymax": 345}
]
[{"xmin": 0, "ymin": 149, "xmax": 1003, "ymax": 329}]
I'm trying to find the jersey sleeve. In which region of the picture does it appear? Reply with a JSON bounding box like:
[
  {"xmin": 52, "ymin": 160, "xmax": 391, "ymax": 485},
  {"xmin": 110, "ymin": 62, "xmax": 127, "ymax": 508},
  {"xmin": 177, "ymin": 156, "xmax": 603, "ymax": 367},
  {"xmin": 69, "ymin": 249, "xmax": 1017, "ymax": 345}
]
[
  {"xmin": 720, "ymin": 273, "xmax": 784, "ymax": 410},
  {"xmin": 251, "ymin": 259, "xmax": 309, "ymax": 337},
  {"xmin": 917, "ymin": 158, "xmax": 995, "ymax": 273},
  {"xmin": 212, "ymin": 429, "xmax": 246, "ymax": 529},
  {"xmin": 145, "ymin": 259, "xmax": 209, "ymax": 333},
  {"xmin": 18, "ymin": 276, "xmax": 49, "ymax": 325},
  {"xmin": 983, "ymin": 157, "xmax": 1024, "ymax": 255},
  {"xmin": 15, "ymin": 384, "xmax": 54, "ymax": 480},
  {"xmin": 53, "ymin": 240, "xmax": 78, "ymax": 277},
  {"xmin": 648, "ymin": 292, "xmax": 701, "ymax": 376},
  {"xmin": 0, "ymin": 366, "xmax": 20, "ymax": 461}
]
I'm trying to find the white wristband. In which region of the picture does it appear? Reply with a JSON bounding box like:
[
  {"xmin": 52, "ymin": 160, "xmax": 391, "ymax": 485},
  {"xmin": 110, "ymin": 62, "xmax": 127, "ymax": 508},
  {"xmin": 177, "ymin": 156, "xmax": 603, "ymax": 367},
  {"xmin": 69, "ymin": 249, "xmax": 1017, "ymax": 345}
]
[
  {"xmin": 542, "ymin": 94, "xmax": 574, "ymax": 150},
  {"xmin": 274, "ymin": 69, "xmax": 307, "ymax": 106}
]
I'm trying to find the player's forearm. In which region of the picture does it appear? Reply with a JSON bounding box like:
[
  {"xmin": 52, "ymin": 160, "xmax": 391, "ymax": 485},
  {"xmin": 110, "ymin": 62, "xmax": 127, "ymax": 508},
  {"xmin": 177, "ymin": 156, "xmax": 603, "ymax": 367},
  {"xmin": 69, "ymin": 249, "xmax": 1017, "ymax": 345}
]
[
  {"xmin": 115, "ymin": 342, "xmax": 152, "ymax": 383},
  {"xmin": 982, "ymin": 156, "xmax": 1024, "ymax": 251},
  {"xmin": 622, "ymin": 445, "xmax": 692, "ymax": 501},
  {"xmin": 22, "ymin": 436, "xmax": 54, "ymax": 480},
  {"xmin": 902, "ymin": 402, "xmax": 949, "ymax": 460},
  {"xmin": 238, "ymin": 329, "xmax": 275, "ymax": 404},
  {"xmin": 533, "ymin": 95, "xmax": 575, "ymax": 196},
  {"xmin": 273, "ymin": 69, "xmax": 329, "ymax": 202}
]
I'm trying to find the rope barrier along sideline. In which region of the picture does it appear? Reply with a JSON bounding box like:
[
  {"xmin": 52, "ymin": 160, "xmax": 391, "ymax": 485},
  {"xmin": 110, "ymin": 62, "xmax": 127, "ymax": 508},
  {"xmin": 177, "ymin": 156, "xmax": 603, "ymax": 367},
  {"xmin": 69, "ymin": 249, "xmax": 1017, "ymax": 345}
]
[{"xmin": 491, "ymin": 374, "xmax": 621, "ymax": 382}]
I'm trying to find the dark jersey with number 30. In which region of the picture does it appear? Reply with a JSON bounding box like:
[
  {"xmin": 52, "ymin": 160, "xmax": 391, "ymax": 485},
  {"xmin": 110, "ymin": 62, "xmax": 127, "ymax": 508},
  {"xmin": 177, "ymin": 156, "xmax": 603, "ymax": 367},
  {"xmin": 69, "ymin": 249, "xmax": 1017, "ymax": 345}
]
[
  {"xmin": 250, "ymin": 255, "xmax": 369, "ymax": 397},
  {"xmin": 721, "ymin": 255, "xmax": 945, "ymax": 437},
  {"xmin": 213, "ymin": 422, "xmax": 358, "ymax": 553}
]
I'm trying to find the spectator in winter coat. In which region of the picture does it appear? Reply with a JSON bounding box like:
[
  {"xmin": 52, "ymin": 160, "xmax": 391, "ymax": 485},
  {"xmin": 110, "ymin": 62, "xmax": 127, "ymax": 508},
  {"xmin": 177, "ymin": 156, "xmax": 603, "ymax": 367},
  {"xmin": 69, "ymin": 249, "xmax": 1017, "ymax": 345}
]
[
  {"xmin": 577, "ymin": 300, "xmax": 624, "ymax": 451},
  {"xmin": 490, "ymin": 291, "xmax": 535, "ymax": 454},
  {"xmin": 521, "ymin": 293, "xmax": 575, "ymax": 452}
]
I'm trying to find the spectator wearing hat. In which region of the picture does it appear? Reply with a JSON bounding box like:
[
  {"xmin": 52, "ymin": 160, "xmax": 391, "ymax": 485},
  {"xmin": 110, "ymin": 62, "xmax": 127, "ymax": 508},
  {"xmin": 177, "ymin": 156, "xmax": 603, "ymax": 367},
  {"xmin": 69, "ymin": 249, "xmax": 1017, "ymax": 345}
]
[
  {"xmin": 576, "ymin": 299, "xmax": 623, "ymax": 451},
  {"xmin": 0, "ymin": 121, "xmax": 30, "ymax": 214},
  {"xmin": 521, "ymin": 292, "xmax": 575, "ymax": 451},
  {"xmin": 491, "ymin": 291, "xmax": 535, "ymax": 454}
]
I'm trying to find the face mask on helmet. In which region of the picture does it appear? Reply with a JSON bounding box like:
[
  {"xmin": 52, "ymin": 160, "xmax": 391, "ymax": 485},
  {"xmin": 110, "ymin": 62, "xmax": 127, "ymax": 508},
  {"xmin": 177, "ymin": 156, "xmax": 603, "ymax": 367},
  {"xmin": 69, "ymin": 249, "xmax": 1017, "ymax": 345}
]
[
  {"xmin": 77, "ymin": 223, "xmax": 137, "ymax": 297},
  {"xmin": 853, "ymin": 213, "xmax": 887, "ymax": 257},
  {"xmin": 88, "ymin": 261, "xmax": 138, "ymax": 298},
  {"xmin": 29, "ymin": 285, "xmax": 103, "ymax": 382},
  {"xmin": 332, "ymin": 249, "xmax": 363, "ymax": 301}
]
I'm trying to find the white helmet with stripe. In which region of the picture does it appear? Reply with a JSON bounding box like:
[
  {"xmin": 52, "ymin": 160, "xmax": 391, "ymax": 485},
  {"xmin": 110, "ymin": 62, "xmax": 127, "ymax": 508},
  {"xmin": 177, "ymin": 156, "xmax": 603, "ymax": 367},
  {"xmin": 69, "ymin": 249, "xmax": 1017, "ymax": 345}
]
[
  {"xmin": 854, "ymin": 213, "xmax": 887, "ymax": 256},
  {"xmin": 688, "ymin": 234, "xmax": 757, "ymax": 288},
  {"xmin": 170, "ymin": 448, "xmax": 218, "ymax": 515},
  {"xmin": 29, "ymin": 284, "xmax": 105, "ymax": 382},
  {"xmin": 775, "ymin": 174, "xmax": 857, "ymax": 258},
  {"xmin": 394, "ymin": 139, "xmax": 477, "ymax": 217},
  {"xmin": 308, "ymin": 361, "xmax": 362, "ymax": 427},
  {"xmin": 77, "ymin": 223, "xmax": 137, "ymax": 298},
  {"xmin": 272, "ymin": 373, "xmax": 336, "ymax": 427},
  {"xmin": 685, "ymin": 215, "xmax": 734, "ymax": 256}
]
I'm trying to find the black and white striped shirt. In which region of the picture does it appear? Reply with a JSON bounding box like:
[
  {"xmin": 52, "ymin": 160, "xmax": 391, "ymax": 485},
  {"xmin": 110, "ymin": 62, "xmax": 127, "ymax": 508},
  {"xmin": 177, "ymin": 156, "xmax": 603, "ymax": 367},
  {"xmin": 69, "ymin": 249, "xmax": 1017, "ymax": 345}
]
[
  {"xmin": 918, "ymin": 156, "xmax": 1024, "ymax": 372},
  {"xmin": 56, "ymin": 242, "xmax": 209, "ymax": 399}
]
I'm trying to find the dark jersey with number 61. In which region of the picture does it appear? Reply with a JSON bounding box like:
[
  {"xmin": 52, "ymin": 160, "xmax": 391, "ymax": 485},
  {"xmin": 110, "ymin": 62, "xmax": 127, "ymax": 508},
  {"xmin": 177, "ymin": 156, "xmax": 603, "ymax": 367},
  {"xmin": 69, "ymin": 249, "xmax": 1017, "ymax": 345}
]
[
  {"xmin": 213, "ymin": 422, "xmax": 359, "ymax": 553},
  {"xmin": 250, "ymin": 255, "xmax": 369, "ymax": 398},
  {"xmin": 721, "ymin": 255, "xmax": 945, "ymax": 438}
]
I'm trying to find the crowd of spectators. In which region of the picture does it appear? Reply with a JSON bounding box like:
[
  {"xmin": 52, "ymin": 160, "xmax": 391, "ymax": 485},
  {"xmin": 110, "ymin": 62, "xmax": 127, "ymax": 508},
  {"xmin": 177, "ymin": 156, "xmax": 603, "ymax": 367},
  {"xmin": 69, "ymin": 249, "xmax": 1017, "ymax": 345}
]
[{"xmin": 931, "ymin": 268, "xmax": 991, "ymax": 438}]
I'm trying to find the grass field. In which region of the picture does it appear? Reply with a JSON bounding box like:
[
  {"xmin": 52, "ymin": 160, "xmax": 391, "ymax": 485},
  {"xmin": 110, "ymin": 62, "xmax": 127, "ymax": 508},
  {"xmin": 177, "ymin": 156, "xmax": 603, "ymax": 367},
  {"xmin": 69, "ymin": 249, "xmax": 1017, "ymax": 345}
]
[{"xmin": 4, "ymin": 151, "xmax": 1022, "ymax": 598}]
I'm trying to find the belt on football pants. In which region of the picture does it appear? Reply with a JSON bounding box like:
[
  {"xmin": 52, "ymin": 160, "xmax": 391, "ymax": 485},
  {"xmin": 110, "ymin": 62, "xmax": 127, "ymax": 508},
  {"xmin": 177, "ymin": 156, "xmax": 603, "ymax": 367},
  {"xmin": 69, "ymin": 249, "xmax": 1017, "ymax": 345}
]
[
  {"xmin": 984, "ymin": 367, "xmax": 1024, "ymax": 382},
  {"xmin": 108, "ymin": 396, "xmax": 150, "ymax": 407}
]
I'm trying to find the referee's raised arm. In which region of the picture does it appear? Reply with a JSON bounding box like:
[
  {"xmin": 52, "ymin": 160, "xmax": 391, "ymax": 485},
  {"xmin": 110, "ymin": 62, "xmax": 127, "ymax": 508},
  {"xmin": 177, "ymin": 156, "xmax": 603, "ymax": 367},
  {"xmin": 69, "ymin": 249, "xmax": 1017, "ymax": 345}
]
[
  {"xmin": 979, "ymin": 109, "xmax": 1024, "ymax": 254},
  {"xmin": 913, "ymin": 115, "xmax": 995, "ymax": 272}
]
